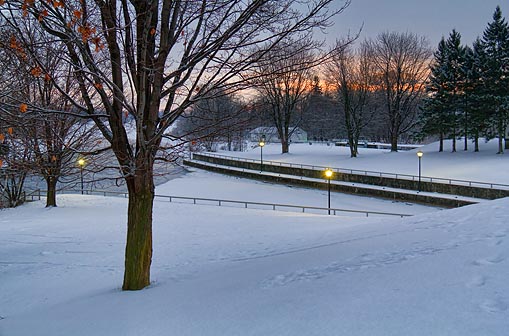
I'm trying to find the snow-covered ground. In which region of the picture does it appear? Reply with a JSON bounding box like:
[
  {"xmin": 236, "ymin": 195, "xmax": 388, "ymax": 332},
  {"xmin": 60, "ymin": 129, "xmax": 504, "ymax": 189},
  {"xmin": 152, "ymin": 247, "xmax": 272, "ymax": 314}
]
[
  {"xmin": 218, "ymin": 139, "xmax": 509, "ymax": 184},
  {"xmin": 156, "ymin": 170, "xmax": 438, "ymax": 215},
  {"xmin": 1, "ymin": 141, "xmax": 509, "ymax": 335}
]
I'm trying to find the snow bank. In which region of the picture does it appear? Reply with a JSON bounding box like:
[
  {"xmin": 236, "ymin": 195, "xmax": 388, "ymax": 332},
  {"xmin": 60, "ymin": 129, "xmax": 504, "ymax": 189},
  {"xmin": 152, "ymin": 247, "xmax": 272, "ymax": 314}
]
[{"xmin": 1, "ymin": 170, "xmax": 508, "ymax": 335}]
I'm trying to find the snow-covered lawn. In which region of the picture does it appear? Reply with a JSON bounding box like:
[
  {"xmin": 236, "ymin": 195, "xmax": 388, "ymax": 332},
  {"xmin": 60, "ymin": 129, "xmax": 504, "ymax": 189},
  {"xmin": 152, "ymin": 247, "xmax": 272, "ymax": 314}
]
[{"xmin": 1, "ymin": 143, "xmax": 508, "ymax": 335}]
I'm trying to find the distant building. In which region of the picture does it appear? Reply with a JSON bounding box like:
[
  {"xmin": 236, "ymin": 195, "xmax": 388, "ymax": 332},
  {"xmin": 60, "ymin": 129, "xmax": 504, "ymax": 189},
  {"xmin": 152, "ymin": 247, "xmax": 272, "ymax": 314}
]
[{"xmin": 249, "ymin": 127, "xmax": 308, "ymax": 143}]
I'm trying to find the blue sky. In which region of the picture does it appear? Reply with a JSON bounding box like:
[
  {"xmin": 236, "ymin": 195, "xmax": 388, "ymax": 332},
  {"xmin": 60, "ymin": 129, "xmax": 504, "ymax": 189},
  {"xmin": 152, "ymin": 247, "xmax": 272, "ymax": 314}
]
[{"xmin": 325, "ymin": 0, "xmax": 506, "ymax": 48}]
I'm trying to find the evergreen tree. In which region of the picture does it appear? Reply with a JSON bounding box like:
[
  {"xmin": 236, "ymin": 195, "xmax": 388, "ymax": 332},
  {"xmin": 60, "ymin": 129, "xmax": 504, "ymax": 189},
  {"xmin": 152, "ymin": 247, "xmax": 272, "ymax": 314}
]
[
  {"xmin": 481, "ymin": 6, "xmax": 509, "ymax": 153},
  {"xmin": 463, "ymin": 40, "xmax": 488, "ymax": 152},
  {"xmin": 420, "ymin": 38, "xmax": 450, "ymax": 152},
  {"xmin": 443, "ymin": 29, "xmax": 465, "ymax": 152}
]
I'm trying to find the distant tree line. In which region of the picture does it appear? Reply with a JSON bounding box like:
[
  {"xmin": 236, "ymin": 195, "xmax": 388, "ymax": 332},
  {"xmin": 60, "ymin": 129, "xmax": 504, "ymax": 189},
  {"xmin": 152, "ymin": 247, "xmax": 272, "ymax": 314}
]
[
  {"xmin": 419, "ymin": 6, "xmax": 509, "ymax": 154},
  {"xmin": 181, "ymin": 7, "xmax": 509, "ymax": 157},
  {"xmin": 180, "ymin": 31, "xmax": 431, "ymax": 155}
]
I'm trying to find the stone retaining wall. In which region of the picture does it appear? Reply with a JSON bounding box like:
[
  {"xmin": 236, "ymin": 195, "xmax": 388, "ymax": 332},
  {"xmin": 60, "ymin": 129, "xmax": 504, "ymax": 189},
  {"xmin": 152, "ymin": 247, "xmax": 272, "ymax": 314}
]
[
  {"xmin": 191, "ymin": 153, "xmax": 509, "ymax": 200},
  {"xmin": 184, "ymin": 159, "xmax": 475, "ymax": 208}
]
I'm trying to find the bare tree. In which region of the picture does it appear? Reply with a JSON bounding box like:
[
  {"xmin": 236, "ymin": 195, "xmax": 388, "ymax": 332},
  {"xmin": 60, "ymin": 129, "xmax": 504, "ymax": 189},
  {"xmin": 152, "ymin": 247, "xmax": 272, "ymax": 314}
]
[
  {"xmin": 0, "ymin": 134, "xmax": 31, "ymax": 208},
  {"xmin": 365, "ymin": 32, "xmax": 431, "ymax": 151},
  {"xmin": 253, "ymin": 37, "xmax": 318, "ymax": 153},
  {"xmin": 1, "ymin": 0, "xmax": 343, "ymax": 290},
  {"xmin": 176, "ymin": 90, "xmax": 252, "ymax": 152},
  {"xmin": 0, "ymin": 24, "xmax": 100, "ymax": 207},
  {"xmin": 326, "ymin": 40, "xmax": 377, "ymax": 157}
]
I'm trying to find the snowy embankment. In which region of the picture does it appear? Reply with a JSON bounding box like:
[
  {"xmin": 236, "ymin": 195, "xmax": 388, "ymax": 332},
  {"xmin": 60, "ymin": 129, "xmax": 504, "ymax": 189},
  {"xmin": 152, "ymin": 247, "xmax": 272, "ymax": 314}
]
[
  {"xmin": 1, "ymin": 167, "xmax": 508, "ymax": 335},
  {"xmin": 221, "ymin": 139, "xmax": 509, "ymax": 184}
]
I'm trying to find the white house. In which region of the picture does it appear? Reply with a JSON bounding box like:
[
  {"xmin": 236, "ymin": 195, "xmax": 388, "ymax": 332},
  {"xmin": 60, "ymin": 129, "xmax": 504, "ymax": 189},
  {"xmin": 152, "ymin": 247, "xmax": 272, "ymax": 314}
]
[{"xmin": 249, "ymin": 127, "xmax": 308, "ymax": 143}]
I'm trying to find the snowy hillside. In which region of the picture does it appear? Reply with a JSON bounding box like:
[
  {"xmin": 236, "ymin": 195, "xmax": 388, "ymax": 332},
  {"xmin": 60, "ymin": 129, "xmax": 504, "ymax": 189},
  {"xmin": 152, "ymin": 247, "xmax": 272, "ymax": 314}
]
[{"xmin": 1, "ymin": 169, "xmax": 508, "ymax": 335}]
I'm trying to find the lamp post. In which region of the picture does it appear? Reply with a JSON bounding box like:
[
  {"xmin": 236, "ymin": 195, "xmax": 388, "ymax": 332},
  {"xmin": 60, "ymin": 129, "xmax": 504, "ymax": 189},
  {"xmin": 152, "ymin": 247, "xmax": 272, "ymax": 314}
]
[
  {"xmin": 78, "ymin": 158, "xmax": 85, "ymax": 195},
  {"xmin": 259, "ymin": 136, "xmax": 265, "ymax": 172},
  {"xmin": 417, "ymin": 151, "xmax": 423, "ymax": 192},
  {"xmin": 324, "ymin": 168, "xmax": 333, "ymax": 215}
]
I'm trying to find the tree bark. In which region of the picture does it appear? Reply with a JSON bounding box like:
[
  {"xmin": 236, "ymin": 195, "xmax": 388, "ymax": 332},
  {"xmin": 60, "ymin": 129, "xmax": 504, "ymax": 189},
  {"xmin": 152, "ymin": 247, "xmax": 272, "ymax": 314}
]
[
  {"xmin": 281, "ymin": 140, "xmax": 289, "ymax": 153},
  {"xmin": 349, "ymin": 138, "xmax": 358, "ymax": 158},
  {"xmin": 497, "ymin": 118, "xmax": 504, "ymax": 154},
  {"xmin": 390, "ymin": 134, "xmax": 398, "ymax": 152},
  {"xmin": 122, "ymin": 168, "xmax": 154, "ymax": 290},
  {"xmin": 46, "ymin": 177, "xmax": 57, "ymax": 207},
  {"xmin": 505, "ymin": 125, "xmax": 509, "ymax": 150},
  {"xmin": 439, "ymin": 132, "xmax": 444, "ymax": 152}
]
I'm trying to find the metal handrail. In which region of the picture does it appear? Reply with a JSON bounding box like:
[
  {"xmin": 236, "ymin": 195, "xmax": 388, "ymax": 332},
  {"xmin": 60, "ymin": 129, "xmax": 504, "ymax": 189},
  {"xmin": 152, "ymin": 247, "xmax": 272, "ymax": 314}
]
[
  {"xmin": 24, "ymin": 189, "xmax": 42, "ymax": 202},
  {"xmin": 194, "ymin": 152, "xmax": 509, "ymax": 190},
  {"xmin": 31, "ymin": 189, "xmax": 412, "ymax": 218}
]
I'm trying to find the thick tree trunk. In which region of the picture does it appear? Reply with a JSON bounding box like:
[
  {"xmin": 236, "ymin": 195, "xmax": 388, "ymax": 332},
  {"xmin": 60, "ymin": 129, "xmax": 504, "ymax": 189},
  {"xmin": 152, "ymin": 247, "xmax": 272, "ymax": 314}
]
[
  {"xmin": 46, "ymin": 177, "xmax": 57, "ymax": 207},
  {"xmin": 349, "ymin": 139, "xmax": 357, "ymax": 158},
  {"xmin": 439, "ymin": 132, "xmax": 443, "ymax": 152},
  {"xmin": 390, "ymin": 135, "xmax": 398, "ymax": 152},
  {"xmin": 122, "ymin": 169, "xmax": 154, "ymax": 290},
  {"xmin": 281, "ymin": 139, "xmax": 289, "ymax": 153},
  {"xmin": 474, "ymin": 133, "xmax": 479, "ymax": 152}
]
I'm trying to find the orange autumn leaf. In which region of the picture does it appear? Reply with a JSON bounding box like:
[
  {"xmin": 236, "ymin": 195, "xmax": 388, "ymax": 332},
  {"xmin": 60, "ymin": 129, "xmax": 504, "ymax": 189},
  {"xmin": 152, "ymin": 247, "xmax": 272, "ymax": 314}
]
[
  {"xmin": 94, "ymin": 82, "xmax": 103, "ymax": 89},
  {"xmin": 53, "ymin": 1, "xmax": 63, "ymax": 8},
  {"xmin": 7, "ymin": 127, "xmax": 13, "ymax": 135},
  {"xmin": 51, "ymin": 155, "xmax": 57, "ymax": 162},
  {"xmin": 0, "ymin": 134, "xmax": 4, "ymax": 141},
  {"xmin": 150, "ymin": 28, "xmax": 156, "ymax": 36},
  {"xmin": 9, "ymin": 36, "xmax": 19, "ymax": 50},
  {"xmin": 44, "ymin": 73, "xmax": 51, "ymax": 81},
  {"xmin": 0, "ymin": 160, "xmax": 3, "ymax": 168},
  {"xmin": 31, "ymin": 66, "xmax": 42, "ymax": 77},
  {"xmin": 91, "ymin": 37, "xmax": 104, "ymax": 52},
  {"xmin": 38, "ymin": 9, "xmax": 48, "ymax": 21},
  {"xmin": 19, "ymin": 103, "xmax": 28, "ymax": 113},
  {"xmin": 73, "ymin": 10, "xmax": 82, "ymax": 19},
  {"xmin": 0, "ymin": 0, "xmax": 5, "ymax": 6},
  {"xmin": 77, "ymin": 24, "xmax": 96, "ymax": 42}
]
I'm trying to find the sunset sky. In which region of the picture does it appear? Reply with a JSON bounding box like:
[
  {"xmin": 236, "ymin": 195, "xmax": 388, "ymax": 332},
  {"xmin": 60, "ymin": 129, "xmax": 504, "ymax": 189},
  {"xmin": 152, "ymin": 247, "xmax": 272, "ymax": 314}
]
[{"xmin": 326, "ymin": 0, "xmax": 507, "ymax": 48}]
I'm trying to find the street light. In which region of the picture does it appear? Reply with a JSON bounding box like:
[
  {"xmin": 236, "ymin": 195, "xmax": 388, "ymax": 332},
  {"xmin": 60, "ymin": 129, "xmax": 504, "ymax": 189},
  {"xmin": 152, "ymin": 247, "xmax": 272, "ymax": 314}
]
[
  {"xmin": 259, "ymin": 136, "xmax": 265, "ymax": 172},
  {"xmin": 417, "ymin": 151, "xmax": 423, "ymax": 192},
  {"xmin": 324, "ymin": 168, "xmax": 333, "ymax": 215},
  {"xmin": 78, "ymin": 158, "xmax": 85, "ymax": 195}
]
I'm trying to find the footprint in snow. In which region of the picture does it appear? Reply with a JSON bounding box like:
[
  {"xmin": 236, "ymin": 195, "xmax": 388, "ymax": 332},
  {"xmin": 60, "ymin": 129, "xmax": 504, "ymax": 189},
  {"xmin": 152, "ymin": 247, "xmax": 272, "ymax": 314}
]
[
  {"xmin": 466, "ymin": 275, "xmax": 486, "ymax": 288},
  {"xmin": 480, "ymin": 299, "xmax": 508, "ymax": 313},
  {"xmin": 472, "ymin": 255, "xmax": 505, "ymax": 266}
]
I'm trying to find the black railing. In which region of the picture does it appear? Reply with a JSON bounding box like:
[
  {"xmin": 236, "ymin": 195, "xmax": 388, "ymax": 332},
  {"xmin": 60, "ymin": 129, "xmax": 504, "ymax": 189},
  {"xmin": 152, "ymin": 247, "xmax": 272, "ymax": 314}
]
[
  {"xmin": 31, "ymin": 189, "xmax": 412, "ymax": 218},
  {"xmin": 194, "ymin": 152, "xmax": 509, "ymax": 190}
]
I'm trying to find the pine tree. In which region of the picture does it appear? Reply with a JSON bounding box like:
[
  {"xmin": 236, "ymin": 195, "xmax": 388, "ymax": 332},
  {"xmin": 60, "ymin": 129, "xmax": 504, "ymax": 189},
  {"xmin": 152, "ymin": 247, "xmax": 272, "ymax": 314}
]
[
  {"xmin": 420, "ymin": 38, "xmax": 450, "ymax": 152},
  {"xmin": 443, "ymin": 29, "xmax": 465, "ymax": 152},
  {"xmin": 481, "ymin": 6, "xmax": 509, "ymax": 153},
  {"xmin": 463, "ymin": 40, "xmax": 488, "ymax": 152}
]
